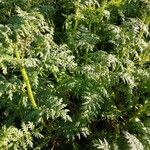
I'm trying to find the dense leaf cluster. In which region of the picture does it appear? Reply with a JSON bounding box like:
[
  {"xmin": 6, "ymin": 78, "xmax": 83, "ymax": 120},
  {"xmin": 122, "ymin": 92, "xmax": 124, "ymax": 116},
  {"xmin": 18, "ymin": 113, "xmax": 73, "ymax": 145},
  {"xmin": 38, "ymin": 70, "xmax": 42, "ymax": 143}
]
[{"xmin": 0, "ymin": 0, "xmax": 150, "ymax": 149}]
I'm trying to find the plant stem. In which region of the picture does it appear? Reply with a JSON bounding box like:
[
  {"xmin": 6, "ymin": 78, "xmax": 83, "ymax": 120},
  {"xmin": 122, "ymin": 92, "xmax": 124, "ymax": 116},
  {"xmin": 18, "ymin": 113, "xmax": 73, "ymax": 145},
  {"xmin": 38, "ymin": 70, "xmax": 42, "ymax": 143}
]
[
  {"xmin": 14, "ymin": 44, "xmax": 53, "ymax": 132},
  {"xmin": 74, "ymin": 0, "xmax": 80, "ymax": 32},
  {"xmin": 20, "ymin": 67, "xmax": 37, "ymax": 107},
  {"xmin": 14, "ymin": 45, "xmax": 37, "ymax": 108}
]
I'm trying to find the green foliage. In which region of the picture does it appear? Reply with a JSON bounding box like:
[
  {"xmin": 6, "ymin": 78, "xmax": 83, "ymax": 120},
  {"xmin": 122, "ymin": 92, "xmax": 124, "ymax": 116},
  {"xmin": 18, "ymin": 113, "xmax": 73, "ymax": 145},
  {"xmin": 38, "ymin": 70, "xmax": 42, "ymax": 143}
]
[
  {"xmin": 0, "ymin": 122, "xmax": 43, "ymax": 150},
  {"xmin": 0, "ymin": 0, "xmax": 150, "ymax": 149}
]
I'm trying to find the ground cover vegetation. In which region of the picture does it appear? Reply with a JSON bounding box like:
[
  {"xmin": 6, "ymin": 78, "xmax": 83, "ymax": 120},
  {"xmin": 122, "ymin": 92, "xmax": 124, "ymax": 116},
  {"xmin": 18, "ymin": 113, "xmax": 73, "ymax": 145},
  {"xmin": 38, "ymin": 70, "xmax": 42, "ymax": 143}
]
[{"xmin": 0, "ymin": 0, "xmax": 150, "ymax": 149}]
